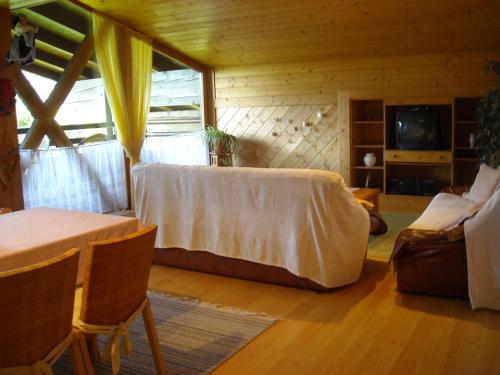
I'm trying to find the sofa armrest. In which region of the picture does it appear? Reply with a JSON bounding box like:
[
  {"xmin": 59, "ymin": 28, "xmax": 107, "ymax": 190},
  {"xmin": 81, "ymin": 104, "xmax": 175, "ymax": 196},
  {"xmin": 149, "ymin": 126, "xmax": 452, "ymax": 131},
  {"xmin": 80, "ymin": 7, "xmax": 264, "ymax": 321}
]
[
  {"xmin": 440, "ymin": 185, "xmax": 470, "ymax": 195},
  {"xmin": 390, "ymin": 225, "xmax": 464, "ymax": 261}
]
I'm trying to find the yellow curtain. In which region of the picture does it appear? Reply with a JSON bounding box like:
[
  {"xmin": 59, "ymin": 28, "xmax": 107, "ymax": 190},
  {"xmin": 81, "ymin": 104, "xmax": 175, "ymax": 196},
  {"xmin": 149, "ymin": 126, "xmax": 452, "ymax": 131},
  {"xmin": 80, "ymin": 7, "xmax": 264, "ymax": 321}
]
[{"xmin": 92, "ymin": 13, "xmax": 152, "ymax": 165}]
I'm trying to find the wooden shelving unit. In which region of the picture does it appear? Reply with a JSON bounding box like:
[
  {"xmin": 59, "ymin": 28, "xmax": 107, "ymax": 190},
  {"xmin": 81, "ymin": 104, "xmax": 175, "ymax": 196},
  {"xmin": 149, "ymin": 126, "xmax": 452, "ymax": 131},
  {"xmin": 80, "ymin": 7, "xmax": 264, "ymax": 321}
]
[
  {"xmin": 350, "ymin": 99, "xmax": 385, "ymax": 190},
  {"xmin": 349, "ymin": 96, "xmax": 482, "ymax": 196},
  {"xmin": 453, "ymin": 97, "xmax": 481, "ymax": 185}
]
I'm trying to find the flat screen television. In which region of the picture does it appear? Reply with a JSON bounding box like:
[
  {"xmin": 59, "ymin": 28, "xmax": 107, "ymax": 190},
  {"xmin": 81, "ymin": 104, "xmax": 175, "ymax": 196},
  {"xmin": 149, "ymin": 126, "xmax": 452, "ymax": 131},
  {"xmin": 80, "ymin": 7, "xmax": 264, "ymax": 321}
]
[{"xmin": 396, "ymin": 111, "xmax": 439, "ymax": 150}]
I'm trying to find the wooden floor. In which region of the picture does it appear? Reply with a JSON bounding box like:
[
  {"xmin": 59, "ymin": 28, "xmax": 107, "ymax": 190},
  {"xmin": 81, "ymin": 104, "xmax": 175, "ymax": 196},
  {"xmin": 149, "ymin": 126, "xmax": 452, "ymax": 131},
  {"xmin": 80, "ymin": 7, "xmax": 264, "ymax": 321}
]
[{"xmin": 148, "ymin": 258, "xmax": 500, "ymax": 375}]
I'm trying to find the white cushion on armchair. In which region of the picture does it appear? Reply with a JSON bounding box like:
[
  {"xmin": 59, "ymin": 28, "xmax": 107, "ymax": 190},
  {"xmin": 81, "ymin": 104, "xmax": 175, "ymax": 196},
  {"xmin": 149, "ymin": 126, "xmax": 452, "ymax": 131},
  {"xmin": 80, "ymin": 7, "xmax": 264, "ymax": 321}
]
[
  {"xmin": 463, "ymin": 164, "xmax": 500, "ymax": 203},
  {"xmin": 409, "ymin": 193, "xmax": 484, "ymax": 231}
]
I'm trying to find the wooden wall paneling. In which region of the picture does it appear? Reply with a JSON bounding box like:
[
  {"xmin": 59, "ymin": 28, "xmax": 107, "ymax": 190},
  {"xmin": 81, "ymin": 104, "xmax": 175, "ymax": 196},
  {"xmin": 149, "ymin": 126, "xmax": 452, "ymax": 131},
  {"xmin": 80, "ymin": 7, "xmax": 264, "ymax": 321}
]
[
  {"xmin": 237, "ymin": 106, "xmax": 290, "ymax": 166},
  {"xmin": 219, "ymin": 107, "xmax": 251, "ymax": 136},
  {"xmin": 266, "ymin": 106, "xmax": 323, "ymax": 168},
  {"xmin": 216, "ymin": 94, "xmax": 339, "ymax": 108},
  {"xmin": 254, "ymin": 105, "xmax": 303, "ymax": 167},
  {"xmin": 295, "ymin": 110, "xmax": 338, "ymax": 168},
  {"xmin": 238, "ymin": 106, "xmax": 276, "ymax": 141},
  {"xmin": 230, "ymin": 106, "xmax": 266, "ymax": 141},
  {"xmin": 0, "ymin": 6, "xmax": 24, "ymax": 210},
  {"xmin": 299, "ymin": 108, "xmax": 341, "ymax": 172},
  {"xmin": 214, "ymin": 50, "xmax": 497, "ymax": 191},
  {"xmin": 217, "ymin": 103, "xmax": 343, "ymax": 173}
]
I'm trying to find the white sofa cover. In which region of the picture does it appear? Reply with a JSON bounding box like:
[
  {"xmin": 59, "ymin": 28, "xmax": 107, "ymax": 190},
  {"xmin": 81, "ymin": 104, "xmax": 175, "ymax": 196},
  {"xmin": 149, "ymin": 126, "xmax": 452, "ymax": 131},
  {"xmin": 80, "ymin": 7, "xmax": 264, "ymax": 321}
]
[{"xmin": 132, "ymin": 163, "xmax": 370, "ymax": 288}]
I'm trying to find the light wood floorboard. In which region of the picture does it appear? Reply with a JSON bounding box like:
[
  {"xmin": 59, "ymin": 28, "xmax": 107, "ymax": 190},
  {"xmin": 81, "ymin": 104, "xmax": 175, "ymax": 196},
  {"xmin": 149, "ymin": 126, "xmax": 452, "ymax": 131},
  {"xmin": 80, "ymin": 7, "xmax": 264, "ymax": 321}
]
[{"xmin": 148, "ymin": 258, "xmax": 500, "ymax": 375}]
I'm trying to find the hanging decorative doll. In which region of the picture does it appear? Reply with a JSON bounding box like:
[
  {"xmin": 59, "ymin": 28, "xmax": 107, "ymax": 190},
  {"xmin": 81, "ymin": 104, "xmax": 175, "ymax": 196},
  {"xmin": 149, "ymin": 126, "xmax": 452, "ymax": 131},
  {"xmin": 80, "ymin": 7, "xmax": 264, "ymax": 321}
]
[{"xmin": 7, "ymin": 13, "xmax": 39, "ymax": 66}]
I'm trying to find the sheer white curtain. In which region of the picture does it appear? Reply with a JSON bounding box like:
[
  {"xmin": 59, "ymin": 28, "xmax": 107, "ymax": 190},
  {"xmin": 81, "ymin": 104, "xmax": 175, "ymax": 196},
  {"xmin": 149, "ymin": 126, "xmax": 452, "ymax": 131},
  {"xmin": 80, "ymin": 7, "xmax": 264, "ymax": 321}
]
[
  {"xmin": 20, "ymin": 141, "xmax": 127, "ymax": 213},
  {"xmin": 140, "ymin": 132, "xmax": 209, "ymax": 165}
]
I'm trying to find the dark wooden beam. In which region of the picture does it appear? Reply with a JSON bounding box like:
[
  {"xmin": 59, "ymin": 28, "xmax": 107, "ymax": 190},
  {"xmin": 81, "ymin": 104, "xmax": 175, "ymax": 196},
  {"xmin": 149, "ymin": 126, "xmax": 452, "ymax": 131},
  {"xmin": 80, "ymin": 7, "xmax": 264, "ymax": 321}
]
[
  {"xmin": 21, "ymin": 63, "xmax": 61, "ymax": 81},
  {"xmin": 30, "ymin": 2, "xmax": 91, "ymax": 35},
  {"xmin": 153, "ymin": 51, "xmax": 185, "ymax": 72},
  {"xmin": 35, "ymin": 28, "xmax": 81, "ymax": 55}
]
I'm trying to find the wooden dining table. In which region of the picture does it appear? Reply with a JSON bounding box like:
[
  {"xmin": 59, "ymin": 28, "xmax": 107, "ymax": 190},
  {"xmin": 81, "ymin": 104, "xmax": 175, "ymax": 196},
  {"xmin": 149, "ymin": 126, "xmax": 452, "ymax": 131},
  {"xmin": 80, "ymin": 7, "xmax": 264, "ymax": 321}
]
[{"xmin": 0, "ymin": 207, "xmax": 140, "ymax": 283}]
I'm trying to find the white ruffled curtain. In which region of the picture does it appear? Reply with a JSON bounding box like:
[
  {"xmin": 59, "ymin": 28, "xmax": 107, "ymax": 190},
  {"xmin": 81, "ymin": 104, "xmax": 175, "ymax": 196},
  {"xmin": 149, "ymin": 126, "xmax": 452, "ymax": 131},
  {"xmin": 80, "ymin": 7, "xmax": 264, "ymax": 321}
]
[
  {"xmin": 20, "ymin": 141, "xmax": 127, "ymax": 213},
  {"xmin": 140, "ymin": 133, "xmax": 209, "ymax": 165}
]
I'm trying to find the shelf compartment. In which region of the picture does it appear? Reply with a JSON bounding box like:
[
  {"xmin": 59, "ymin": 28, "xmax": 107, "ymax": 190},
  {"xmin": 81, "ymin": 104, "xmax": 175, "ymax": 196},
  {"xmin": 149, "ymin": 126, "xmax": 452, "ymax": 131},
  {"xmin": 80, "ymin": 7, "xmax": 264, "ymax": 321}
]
[
  {"xmin": 454, "ymin": 159, "xmax": 479, "ymax": 186},
  {"xmin": 386, "ymin": 163, "xmax": 452, "ymax": 194},
  {"xmin": 350, "ymin": 100, "xmax": 384, "ymax": 122},
  {"xmin": 351, "ymin": 169, "xmax": 384, "ymax": 190},
  {"xmin": 455, "ymin": 97, "xmax": 480, "ymax": 122}
]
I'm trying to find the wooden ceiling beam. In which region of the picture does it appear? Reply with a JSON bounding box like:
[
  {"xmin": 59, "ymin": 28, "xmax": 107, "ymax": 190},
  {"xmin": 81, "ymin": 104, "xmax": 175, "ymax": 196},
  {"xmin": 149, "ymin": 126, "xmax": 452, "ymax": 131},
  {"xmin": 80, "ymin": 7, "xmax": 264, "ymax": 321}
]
[
  {"xmin": 14, "ymin": 8, "xmax": 84, "ymax": 43},
  {"xmin": 35, "ymin": 28, "xmax": 81, "ymax": 55},
  {"xmin": 29, "ymin": 2, "xmax": 90, "ymax": 36},
  {"xmin": 36, "ymin": 39, "xmax": 99, "ymax": 72},
  {"xmin": 9, "ymin": 0, "xmax": 54, "ymax": 9},
  {"xmin": 152, "ymin": 51, "xmax": 185, "ymax": 72},
  {"xmin": 21, "ymin": 63, "xmax": 61, "ymax": 81}
]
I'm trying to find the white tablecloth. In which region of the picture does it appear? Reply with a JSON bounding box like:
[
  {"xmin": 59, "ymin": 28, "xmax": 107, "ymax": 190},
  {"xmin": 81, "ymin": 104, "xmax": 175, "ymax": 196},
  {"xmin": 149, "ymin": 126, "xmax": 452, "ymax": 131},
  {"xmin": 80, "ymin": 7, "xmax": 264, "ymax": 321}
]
[
  {"xmin": 133, "ymin": 164, "xmax": 370, "ymax": 288},
  {"xmin": 0, "ymin": 207, "xmax": 140, "ymax": 283}
]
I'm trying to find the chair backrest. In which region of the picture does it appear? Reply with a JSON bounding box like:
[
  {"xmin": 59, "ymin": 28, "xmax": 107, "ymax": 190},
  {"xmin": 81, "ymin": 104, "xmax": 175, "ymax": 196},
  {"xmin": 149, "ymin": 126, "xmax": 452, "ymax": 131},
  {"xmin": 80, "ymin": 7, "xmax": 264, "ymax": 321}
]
[
  {"xmin": 0, "ymin": 248, "xmax": 79, "ymax": 367},
  {"xmin": 79, "ymin": 224, "xmax": 158, "ymax": 325}
]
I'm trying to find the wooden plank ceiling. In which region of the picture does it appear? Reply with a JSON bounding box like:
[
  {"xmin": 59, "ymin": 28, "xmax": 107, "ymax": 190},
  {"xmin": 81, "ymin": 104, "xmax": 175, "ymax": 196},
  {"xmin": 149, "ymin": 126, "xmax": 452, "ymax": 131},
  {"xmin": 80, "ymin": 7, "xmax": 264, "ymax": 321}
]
[
  {"xmin": 9, "ymin": 1, "xmax": 186, "ymax": 82},
  {"xmin": 79, "ymin": 0, "xmax": 500, "ymax": 67}
]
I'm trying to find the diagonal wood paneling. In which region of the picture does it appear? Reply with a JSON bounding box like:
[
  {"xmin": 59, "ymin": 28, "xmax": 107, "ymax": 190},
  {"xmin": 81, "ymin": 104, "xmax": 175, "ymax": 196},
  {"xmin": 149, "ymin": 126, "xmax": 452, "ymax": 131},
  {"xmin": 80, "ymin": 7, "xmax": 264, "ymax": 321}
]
[{"xmin": 217, "ymin": 102, "xmax": 348, "ymax": 178}]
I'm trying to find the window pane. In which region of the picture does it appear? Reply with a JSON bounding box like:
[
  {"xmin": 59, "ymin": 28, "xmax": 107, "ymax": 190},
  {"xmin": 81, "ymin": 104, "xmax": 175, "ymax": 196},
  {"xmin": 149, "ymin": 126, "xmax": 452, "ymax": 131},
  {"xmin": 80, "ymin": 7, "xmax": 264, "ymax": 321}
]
[
  {"xmin": 16, "ymin": 71, "xmax": 56, "ymax": 144},
  {"xmin": 148, "ymin": 69, "xmax": 202, "ymax": 136},
  {"xmin": 55, "ymin": 77, "xmax": 107, "ymax": 126}
]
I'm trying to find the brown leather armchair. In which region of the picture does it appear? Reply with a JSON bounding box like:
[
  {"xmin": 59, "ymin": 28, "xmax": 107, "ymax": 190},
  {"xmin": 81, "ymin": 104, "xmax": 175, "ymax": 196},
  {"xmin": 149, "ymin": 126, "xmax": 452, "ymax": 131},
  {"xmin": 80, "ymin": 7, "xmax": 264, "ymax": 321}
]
[{"xmin": 390, "ymin": 185, "xmax": 470, "ymax": 299}]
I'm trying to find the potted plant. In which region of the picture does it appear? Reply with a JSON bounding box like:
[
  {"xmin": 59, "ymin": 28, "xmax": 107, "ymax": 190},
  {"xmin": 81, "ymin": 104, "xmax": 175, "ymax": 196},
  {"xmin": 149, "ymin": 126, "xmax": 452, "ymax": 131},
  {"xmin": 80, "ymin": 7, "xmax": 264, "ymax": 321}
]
[
  {"xmin": 475, "ymin": 61, "xmax": 500, "ymax": 168},
  {"xmin": 201, "ymin": 127, "xmax": 239, "ymax": 166}
]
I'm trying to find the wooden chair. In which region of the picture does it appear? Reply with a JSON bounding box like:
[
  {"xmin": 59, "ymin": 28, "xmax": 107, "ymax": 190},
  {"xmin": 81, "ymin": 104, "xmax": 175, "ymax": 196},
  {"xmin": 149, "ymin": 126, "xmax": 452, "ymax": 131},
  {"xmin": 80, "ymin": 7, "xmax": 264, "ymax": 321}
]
[
  {"xmin": 0, "ymin": 247, "xmax": 86, "ymax": 374},
  {"xmin": 0, "ymin": 207, "xmax": 12, "ymax": 215},
  {"xmin": 73, "ymin": 224, "xmax": 166, "ymax": 375}
]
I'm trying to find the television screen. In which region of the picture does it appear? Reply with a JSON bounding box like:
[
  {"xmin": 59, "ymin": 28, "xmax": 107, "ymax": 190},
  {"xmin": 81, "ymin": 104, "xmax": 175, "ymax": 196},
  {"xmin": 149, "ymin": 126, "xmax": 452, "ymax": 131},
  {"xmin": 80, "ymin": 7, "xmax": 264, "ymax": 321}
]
[{"xmin": 396, "ymin": 111, "xmax": 439, "ymax": 150}]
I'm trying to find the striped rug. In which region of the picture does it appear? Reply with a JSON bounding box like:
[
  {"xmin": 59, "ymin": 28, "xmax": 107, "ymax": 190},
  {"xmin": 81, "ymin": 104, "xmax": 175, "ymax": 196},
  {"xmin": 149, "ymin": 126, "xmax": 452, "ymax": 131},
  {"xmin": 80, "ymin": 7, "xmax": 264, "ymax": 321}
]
[{"xmin": 55, "ymin": 292, "xmax": 277, "ymax": 374}]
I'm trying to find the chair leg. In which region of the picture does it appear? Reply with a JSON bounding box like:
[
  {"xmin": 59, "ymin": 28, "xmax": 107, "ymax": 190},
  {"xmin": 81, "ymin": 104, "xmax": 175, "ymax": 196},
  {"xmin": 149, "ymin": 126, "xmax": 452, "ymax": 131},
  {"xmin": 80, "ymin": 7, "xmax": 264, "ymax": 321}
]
[
  {"xmin": 142, "ymin": 298, "xmax": 167, "ymax": 374},
  {"xmin": 73, "ymin": 329, "xmax": 95, "ymax": 375},
  {"xmin": 86, "ymin": 334, "xmax": 102, "ymax": 364},
  {"xmin": 69, "ymin": 330, "xmax": 86, "ymax": 375}
]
